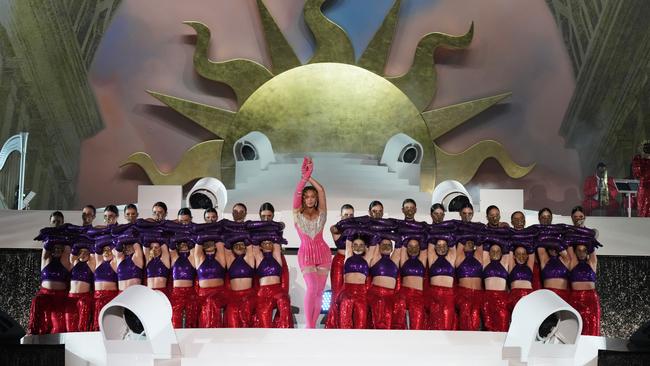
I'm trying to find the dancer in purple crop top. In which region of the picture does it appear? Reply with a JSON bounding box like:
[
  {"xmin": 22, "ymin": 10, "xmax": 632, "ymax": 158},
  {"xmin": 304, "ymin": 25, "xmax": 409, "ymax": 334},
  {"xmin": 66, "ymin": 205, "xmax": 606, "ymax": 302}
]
[
  {"xmin": 426, "ymin": 229, "xmax": 457, "ymax": 330},
  {"xmin": 394, "ymin": 232, "xmax": 427, "ymax": 330},
  {"xmin": 566, "ymin": 231, "xmax": 602, "ymax": 336},
  {"xmin": 252, "ymin": 232, "xmax": 293, "ymax": 328},
  {"xmin": 367, "ymin": 231, "xmax": 400, "ymax": 329},
  {"xmin": 29, "ymin": 231, "xmax": 72, "ymax": 335},
  {"xmin": 67, "ymin": 237, "xmax": 95, "ymax": 332},
  {"xmin": 481, "ymin": 236, "xmax": 510, "ymax": 332},
  {"xmin": 331, "ymin": 230, "xmax": 374, "ymax": 329},
  {"xmin": 507, "ymin": 234, "xmax": 535, "ymax": 313},
  {"xmin": 293, "ymin": 156, "xmax": 331, "ymax": 328},
  {"xmin": 537, "ymin": 232, "xmax": 571, "ymax": 302},
  {"xmin": 194, "ymin": 225, "xmax": 227, "ymax": 328},
  {"xmin": 114, "ymin": 227, "xmax": 144, "ymax": 291},
  {"xmin": 142, "ymin": 234, "xmax": 170, "ymax": 293},
  {"xmin": 92, "ymin": 234, "xmax": 118, "ymax": 331},
  {"xmin": 225, "ymin": 233, "xmax": 256, "ymax": 328},
  {"xmin": 454, "ymin": 230, "xmax": 484, "ymax": 331},
  {"xmin": 169, "ymin": 230, "xmax": 198, "ymax": 328}
]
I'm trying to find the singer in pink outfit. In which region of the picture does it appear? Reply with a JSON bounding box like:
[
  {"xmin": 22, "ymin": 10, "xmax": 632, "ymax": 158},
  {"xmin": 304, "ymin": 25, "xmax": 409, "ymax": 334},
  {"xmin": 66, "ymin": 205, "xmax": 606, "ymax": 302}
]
[{"xmin": 293, "ymin": 156, "xmax": 331, "ymax": 328}]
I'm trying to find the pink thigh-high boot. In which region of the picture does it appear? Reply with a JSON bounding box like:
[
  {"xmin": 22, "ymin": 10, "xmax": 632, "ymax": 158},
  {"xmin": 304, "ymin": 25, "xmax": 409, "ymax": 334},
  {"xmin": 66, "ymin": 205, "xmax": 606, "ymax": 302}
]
[{"xmin": 303, "ymin": 271, "xmax": 328, "ymax": 328}]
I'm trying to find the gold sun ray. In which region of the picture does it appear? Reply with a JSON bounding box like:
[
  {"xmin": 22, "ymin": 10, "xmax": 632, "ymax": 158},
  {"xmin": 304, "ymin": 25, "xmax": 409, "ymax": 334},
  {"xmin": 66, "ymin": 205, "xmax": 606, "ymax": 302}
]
[
  {"xmin": 388, "ymin": 23, "xmax": 474, "ymax": 111},
  {"xmin": 147, "ymin": 90, "xmax": 235, "ymax": 140},
  {"xmin": 184, "ymin": 21, "xmax": 273, "ymax": 105},
  {"xmin": 357, "ymin": 0, "xmax": 402, "ymax": 75},
  {"xmin": 422, "ymin": 92, "xmax": 511, "ymax": 139},
  {"xmin": 121, "ymin": 140, "xmax": 224, "ymax": 185},
  {"xmin": 255, "ymin": 0, "xmax": 301, "ymax": 74},
  {"xmin": 434, "ymin": 140, "xmax": 535, "ymax": 185},
  {"xmin": 304, "ymin": 0, "xmax": 355, "ymax": 64}
]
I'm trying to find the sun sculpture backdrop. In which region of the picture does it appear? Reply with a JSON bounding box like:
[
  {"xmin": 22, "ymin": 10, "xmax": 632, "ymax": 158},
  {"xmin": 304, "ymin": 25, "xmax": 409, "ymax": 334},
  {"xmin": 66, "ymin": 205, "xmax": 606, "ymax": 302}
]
[{"xmin": 123, "ymin": 0, "xmax": 534, "ymax": 192}]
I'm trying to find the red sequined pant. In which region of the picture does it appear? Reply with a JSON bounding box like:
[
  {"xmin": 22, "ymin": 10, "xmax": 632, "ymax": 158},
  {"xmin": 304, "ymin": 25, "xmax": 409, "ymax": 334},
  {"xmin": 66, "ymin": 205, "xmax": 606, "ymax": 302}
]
[
  {"xmin": 28, "ymin": 288, "xmax": 68, "ymax": 335},
  {"xmin": 256, "ymin": 283, "xmax": 293, "ymax": 328},
  {"xmin": 570, "ymin": 289, "xmax": 601, "ymax": 336},
  {"xmin": 545, "ymin": 287, "xmax": 571, "ymax": 303},
  {"xmin": 367, "ymin": 285, "xmax": 395, "ymax": 329},
  {"xmin": 197, "ymin": 286, "xmax": 227, "ymax": 328},
  {"xmin": 325, "ymin": 253, "xmax": 345, "ymax": 329},
  {"xmin": 338, "ymin": 283, "xmax": 368, "ymax": 329},
  {"xmin": 427, "ymin": 285, "xmax": 456, "ymax": 330},
  {"xmin": 482, "ymin": 290, "xmax": 510, "ymax": 332},
  {"xmin": 93, "ymin": 289, "xmax": 118, "ymax": 331},
  {"xmin": 393, "ymin": 286, "xmax": 425, "ymax": 330},
  {"xmin": 508, "ymin": 288, "xmax": 533, "ymax": 313},
  {"xmin": 455, "ymin": 287, "xmax": 482, "ymax": 331},
  {"xmin": 171, "ymin": 286, "xmax": 199, "ymax": 328},
  {"xmin": 66, "ymin": 292, "xmax": 93, "ymax": 332},
  {"xmin": 225, "ymin": 288, "xmax": 255, "ymax": 328}
]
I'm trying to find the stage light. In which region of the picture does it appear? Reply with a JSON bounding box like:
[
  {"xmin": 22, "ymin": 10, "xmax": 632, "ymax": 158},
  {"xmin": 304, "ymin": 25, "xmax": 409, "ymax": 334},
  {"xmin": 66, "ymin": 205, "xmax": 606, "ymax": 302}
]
[
  {"xmin": 320, "ymin": 289, "xmax": 333, "ymax": 314},
  {"xmin": 99, "ymin": 285, "xmax": 179, "ymax": 364},
  {"xmin": 186, "ymin": 177, "xmax": 227, "ymax": 214},
  {"xmin": 380, "ymin": 133, "xmax": 423, "ymax": 185},
  {"xmin": 502, "ymin": 290, "xmax": 582, "ymax": 365},
  {"xmin": 431, "ymin": 180, "xmax": 473, "ymax": 212}
]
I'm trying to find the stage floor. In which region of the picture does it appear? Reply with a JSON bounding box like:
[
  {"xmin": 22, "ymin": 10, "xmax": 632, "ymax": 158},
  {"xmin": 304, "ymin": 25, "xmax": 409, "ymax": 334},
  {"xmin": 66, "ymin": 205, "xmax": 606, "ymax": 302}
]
[{"xmin": 22, "ymin": 328, "xmax": 627, "ymax": 366}]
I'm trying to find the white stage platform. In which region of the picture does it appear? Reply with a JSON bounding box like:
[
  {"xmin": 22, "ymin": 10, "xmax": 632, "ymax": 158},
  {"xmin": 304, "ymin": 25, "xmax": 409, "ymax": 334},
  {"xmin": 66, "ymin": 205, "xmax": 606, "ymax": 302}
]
[{"xmin": 22, "ymin": 328, "xmax": 627, "ymax": 366}]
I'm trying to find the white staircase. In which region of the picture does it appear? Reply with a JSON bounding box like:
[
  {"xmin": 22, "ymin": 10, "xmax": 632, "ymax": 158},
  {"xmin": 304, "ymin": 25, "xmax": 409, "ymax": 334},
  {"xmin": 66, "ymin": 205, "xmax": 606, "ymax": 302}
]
[{"xmin": 228, "ymin": 153, "xmax": 431, "ymax": 214}]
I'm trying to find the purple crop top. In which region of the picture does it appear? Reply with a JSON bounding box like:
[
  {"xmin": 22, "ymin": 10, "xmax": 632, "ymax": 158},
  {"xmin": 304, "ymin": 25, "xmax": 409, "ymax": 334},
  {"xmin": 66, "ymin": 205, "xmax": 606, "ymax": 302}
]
[
  {"xmin": 197, "ymin": 254, "xmax": 225, "ymax": 280},
  {"xmin": 146, "ymin": 257, "xmax": 169, "ymax": 278},
  {"xmin": 41, "ymin": 259, "xmax": 69, "ymax": 283},
  {"xmin": 229, "ymin": 255, "xmax": 254, "ymax": 279},
  {"xmin": 570, "ymin": 260, "xmax": 596, "ymax": 282},
  {"xmin": 401, "ymin": 255, "xmax": 424, "ymax": 278},
  {"xmin": 71, "ymin": 261, "xmax": 93, "ymax": 283},
  {"xmin": 509, "ymin": 263, "xmax": 532, "ymax": 282},
  {"xmin": 483, "ymin": 260, "xmax": 508, "ymax": 279},
  {"xmin": 370, "ymin": 254, "xmax": 398, "ymax": 278},
  {"xmin": 173, "ymin": 252, "xmax": 196, "ymax": 281},
  {"xmin": 94, "ymin": 260, "xmax": 117, "ymax": 283},
  {"xmin": 257, "ymin": 252, "xmax": 282, "ymax": 278},
  {"xmin": 344, "ymin": 254, "xmax": 369, "ymax": 276},
  {"xmin": 334, "ymin": 235, "xmax": 347, "ymax": 250},
  {"xmin": 542, "ymin": 256, "xmax": 569, "ymax": 280},
  {"xmin": 457, "ymin": 255, "xmax": 482, "ymax": 278},
  {"xmin": 117, "ymin": 255, "xmax": 143, "ymax": 281},
  {"xmin": 429, "ymin": 256, "xmax": 454, "ymax": 278}
]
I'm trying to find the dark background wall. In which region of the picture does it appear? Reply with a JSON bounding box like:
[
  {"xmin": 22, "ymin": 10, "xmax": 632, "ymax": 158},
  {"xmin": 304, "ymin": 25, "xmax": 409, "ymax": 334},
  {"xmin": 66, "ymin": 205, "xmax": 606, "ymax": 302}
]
[{"xmin": 0, "ymin": 248, "xmax": 648, "ymax": 338}]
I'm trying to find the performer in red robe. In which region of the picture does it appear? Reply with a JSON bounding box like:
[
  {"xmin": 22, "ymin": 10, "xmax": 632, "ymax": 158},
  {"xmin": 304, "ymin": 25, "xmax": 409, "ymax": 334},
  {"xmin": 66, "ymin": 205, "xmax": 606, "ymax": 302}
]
[{"xmin": 633, "ymin": 142, "xmax": 650, "ymax": 217}]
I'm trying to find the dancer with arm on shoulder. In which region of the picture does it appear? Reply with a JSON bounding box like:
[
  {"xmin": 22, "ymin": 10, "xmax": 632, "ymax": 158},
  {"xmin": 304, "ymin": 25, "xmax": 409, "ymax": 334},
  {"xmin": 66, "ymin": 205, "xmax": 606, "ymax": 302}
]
[
  {"xmin": 194, "ymin": 224, "xmax": 227, "ymax": 328},
  {"xmin": 454, "ymin": 226, "xmax": 484, "ymax": 331},
  {"xmin": 367, "ymin": 231, "xmax": 400, "ymax": 329}
]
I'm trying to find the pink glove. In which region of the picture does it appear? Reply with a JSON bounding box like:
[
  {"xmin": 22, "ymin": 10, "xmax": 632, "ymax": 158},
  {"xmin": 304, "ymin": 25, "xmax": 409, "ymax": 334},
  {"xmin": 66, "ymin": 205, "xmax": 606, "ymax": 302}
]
[{"xmin": 301, "ymin": 156, "xmax": 313, "ymax": 179}]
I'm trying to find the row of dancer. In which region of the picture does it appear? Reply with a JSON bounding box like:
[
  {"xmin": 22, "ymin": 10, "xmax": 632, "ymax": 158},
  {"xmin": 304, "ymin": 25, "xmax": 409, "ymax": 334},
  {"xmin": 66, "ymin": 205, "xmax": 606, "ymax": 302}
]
[
  {"xmin": 323, "ymin": 217, "xmax": 601, "ymax": 335},
  {"xmin": 29, "ymin": 204, "xmax": 293, "ymax": 335}
]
